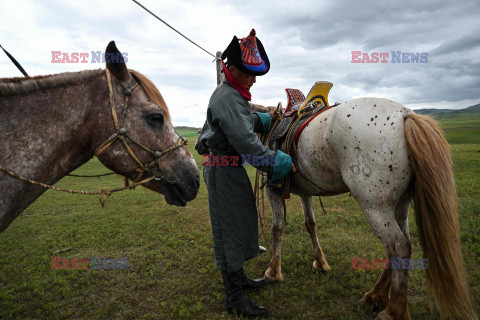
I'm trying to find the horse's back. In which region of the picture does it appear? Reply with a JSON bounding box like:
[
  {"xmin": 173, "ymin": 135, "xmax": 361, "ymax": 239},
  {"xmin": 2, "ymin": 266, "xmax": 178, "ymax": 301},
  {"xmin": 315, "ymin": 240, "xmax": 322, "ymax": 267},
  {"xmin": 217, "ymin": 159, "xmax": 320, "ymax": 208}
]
[{"xmin": 292, "ymin": 97, "xmax": 414, "ymax": 202}]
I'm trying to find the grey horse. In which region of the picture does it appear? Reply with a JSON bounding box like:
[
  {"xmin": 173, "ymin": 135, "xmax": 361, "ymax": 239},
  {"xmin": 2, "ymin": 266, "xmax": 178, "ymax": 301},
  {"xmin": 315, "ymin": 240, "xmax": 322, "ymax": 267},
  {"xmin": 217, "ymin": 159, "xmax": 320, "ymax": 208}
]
[
  {"xmin": 261, "ymin": 97, "xmax": 477, "ymax": 320},
  {"xmin": 0, "ymin": 41, "xmax": 200, "ymax": 233}
]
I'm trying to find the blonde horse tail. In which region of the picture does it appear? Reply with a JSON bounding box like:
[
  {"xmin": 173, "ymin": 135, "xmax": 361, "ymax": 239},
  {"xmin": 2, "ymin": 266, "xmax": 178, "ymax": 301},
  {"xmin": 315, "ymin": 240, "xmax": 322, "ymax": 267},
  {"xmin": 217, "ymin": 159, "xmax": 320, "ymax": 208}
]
[{"xmin": 404, "ymin": 113, "xmax": 477, "ymax": 319}]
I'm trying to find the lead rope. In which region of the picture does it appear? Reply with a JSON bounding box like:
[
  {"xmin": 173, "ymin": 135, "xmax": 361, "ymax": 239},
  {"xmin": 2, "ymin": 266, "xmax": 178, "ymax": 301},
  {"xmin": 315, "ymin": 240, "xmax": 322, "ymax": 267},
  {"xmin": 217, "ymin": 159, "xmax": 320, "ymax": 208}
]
[
  {"xmin": 66, "ymin": 172, "xmax": 114, "ymax": 178},
  {"xmin": 318, "ymin": 196, "xmax": 327, "ymax": 215},
  {"xmin": 256, "ymin": 162, "xmax": 272, "ymax": 256},
  {"xmin": 0, "ymin": 164, "xmax": 154, "ymax": 207},
  {"xmin": 255, "ymin": 127, "xmax": 271, "ymax": 256},
  {"xmin": 268, "ymin": 104, "xmax": 289, "ymax": 227},
  {"xmin": 255, "ymin": 104, "xmax": 284, "ymax": 256}
]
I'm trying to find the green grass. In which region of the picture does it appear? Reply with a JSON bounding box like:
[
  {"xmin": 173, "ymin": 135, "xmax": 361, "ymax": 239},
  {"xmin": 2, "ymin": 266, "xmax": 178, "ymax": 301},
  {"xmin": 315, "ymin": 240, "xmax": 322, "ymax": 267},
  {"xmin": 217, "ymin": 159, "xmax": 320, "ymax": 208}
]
[
  {"xmin": 176, "ymin": 127, "xmax": 200, "ymax": 138},
  {"xmin": 434, "ymin": 114, "xmax": 480, "ymax": 145},
  {"xmin": 0, "ymin": 117, "xmax": 479, "ymax": 319}
]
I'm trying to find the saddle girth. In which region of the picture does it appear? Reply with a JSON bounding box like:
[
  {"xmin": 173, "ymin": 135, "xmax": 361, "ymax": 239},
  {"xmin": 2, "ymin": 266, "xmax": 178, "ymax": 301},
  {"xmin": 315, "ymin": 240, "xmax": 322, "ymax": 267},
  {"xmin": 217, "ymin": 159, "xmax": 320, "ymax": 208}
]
[{"xmin": 267, "ymin": 101, "xmax": 335, "ymax": 198}]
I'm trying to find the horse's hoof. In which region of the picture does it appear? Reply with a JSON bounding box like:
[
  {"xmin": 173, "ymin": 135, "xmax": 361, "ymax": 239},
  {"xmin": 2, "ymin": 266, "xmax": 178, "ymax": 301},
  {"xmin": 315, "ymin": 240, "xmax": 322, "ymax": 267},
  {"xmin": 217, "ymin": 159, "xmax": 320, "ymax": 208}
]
[
  {"xmin": 375, "ymin": 310, "xmax": 394, "ymax": 320},
  {"xmin": 360, "ymin": 292, "xmax": 388, "ymax": 311},
  {"xmin": 376, "ymin": 309, "xmax": 411, "ymax": 320},
  {"xmin": 358, "ymin": 297, "xmax": 366, "ymax": 305},
  {"xmin": 264, "ymin": 267, "xmax": 284, "ymax": 282},
  {"xmin": 359, "ymin": 295, "xmax": 378, "ymax": 309},
  {"xmin": 312, "ymin": 259, "xmax": 331, "ymax": 271}
]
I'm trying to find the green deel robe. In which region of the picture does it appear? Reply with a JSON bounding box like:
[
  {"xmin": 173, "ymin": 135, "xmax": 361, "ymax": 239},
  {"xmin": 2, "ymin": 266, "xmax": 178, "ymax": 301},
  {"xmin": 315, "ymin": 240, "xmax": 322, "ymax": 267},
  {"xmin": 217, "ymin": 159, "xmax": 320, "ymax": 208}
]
[{"xmin": 195, "ymin": 81, "xmax": 291, "ymax": 273}]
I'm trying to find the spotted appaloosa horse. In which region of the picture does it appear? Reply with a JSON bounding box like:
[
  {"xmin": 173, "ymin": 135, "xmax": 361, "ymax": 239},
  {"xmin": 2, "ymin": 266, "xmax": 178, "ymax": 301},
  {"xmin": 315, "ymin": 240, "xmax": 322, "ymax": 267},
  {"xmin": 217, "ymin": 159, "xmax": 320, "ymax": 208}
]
[
  {"xmin": 0, "ymin": 41, "xmax": 200, "ymax": 233},
  {"xmin": 263, "ymin": 98, "xmax": 477, "ymax": 319}
]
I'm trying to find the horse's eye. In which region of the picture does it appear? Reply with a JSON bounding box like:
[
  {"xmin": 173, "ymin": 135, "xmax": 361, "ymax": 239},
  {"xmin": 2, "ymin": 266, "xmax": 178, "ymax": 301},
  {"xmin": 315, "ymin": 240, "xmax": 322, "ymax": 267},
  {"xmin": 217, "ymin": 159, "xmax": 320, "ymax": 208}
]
[{"xmin": 146, "ymin": 114, "xmax": 164, "ymax": 127}]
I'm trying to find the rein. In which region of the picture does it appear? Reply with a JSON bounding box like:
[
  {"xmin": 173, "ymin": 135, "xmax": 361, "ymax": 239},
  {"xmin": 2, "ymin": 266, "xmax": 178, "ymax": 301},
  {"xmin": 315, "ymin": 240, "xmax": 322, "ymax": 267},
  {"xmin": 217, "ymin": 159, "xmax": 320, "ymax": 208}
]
[
  {"xmin": 253, "ymin": 103, "xmax": 330, "ymax": 253},
  {"xmin": 0, "ymin": 164, "xmax": 154, "ymax": 207},
  {"xmin": 0, "ymin": 69, "xmax": 187, "ymax": 206},
  {"xmin": 254, "ymin": 103, "xmax": 283, "ymax": 255}
]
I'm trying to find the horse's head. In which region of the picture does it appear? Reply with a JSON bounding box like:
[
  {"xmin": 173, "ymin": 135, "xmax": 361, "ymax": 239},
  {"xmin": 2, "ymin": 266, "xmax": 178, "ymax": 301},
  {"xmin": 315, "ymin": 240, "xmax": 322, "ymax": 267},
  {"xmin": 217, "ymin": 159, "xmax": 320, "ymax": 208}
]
[{"xmin": 93, "ymin": 41, "xmax": 199, "ymax": 206}]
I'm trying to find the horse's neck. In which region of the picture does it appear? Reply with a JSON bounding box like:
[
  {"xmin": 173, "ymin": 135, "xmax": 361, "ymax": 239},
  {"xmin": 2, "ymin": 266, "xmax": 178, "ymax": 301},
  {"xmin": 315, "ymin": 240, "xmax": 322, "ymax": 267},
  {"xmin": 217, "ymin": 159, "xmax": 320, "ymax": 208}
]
[{"xmin": 0, "ymin": 72, "xmax": 108, "ymax": 185}]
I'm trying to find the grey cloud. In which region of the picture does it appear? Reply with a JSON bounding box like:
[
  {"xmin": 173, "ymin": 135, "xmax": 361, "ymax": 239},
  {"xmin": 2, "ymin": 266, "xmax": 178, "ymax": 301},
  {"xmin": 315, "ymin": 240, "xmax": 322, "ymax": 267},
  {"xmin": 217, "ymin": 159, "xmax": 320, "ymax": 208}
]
[
  {"xmin": 431, "ymin": 33, "xmax": 480, "ymax": 56},
  {"xmin": 2, "ymin": 0, "xmax": 480, "ymax": 128},
  {"xmin": 254, "ymin": 0, "xmax": 480, "ymax": 106}
]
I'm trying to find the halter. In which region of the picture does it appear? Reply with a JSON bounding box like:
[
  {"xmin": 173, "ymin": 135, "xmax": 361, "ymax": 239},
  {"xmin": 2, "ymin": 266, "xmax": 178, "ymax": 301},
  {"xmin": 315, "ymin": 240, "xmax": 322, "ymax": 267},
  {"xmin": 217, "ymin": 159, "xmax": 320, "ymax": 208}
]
[{"xmin": 94, "ymin": 69, "xmax": 187, "ymax": 183}]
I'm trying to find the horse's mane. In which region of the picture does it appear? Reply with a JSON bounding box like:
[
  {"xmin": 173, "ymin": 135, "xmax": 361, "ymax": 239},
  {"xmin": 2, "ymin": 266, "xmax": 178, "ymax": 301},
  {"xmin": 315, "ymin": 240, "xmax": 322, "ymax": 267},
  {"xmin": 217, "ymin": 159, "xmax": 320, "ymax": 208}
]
[
  {"xmin": 0, "ymin": 69, "xmax": 104, "ymax": 97},
  {"xmin": 130, "ymin": 70, "xmax": 170, "ymax": 121},
  {"xmin": 0, "ymin": 68, "xmax": 170, "ymax": 121}
]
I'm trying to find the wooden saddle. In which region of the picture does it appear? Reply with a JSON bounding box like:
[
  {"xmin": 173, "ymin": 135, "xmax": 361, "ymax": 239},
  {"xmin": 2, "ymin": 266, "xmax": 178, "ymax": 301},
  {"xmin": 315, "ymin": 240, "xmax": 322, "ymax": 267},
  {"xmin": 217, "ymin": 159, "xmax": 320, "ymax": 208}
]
[{"xmin": 266, "ymin": 81, "xmax": 337, "ymax": 198}]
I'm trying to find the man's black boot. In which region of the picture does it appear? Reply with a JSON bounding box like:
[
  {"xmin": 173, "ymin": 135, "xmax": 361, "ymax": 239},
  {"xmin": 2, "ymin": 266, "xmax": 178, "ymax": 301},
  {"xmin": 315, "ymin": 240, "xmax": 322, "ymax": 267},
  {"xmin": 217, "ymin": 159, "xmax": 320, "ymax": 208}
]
[
  {"xmin": 222, "ymin": 269, "xmax": 269, "ymax": 318},
  {"xmin": 238, "ymin": 268, "xmax": 266, "ymax": 290}
]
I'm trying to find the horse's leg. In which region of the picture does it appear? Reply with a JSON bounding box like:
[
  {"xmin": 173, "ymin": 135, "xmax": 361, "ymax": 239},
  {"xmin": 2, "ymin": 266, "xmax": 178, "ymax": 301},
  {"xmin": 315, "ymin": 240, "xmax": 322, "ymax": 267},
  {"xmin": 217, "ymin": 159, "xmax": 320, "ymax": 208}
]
[
  {"xmin": 360, "ymin": 192, "xmax": 411, "ymax": 311},
  {"xmin": 300, "ymin": 196, "xmax": 330, "ymax": 271},
  {"xmin": 394, "ymin": 191, "xmax": 411, "ymax": 242},
  {"xmin": 264, "ymin": 188, "xmax": 285, "ymax": 282},
  {"xmin": 377, "ymin": 191, "xmax": 412, "ymax": 320},
  {"xmin": 328, "ymin": 97, "xmax": 414, "ymax": 319},
  {"xmin": 360, "ymin": 204, "xmax": 412, "ymax": 320},
  {"xmin": 359, "ymin": 267, "xmax": 391, "ymax": 310}
]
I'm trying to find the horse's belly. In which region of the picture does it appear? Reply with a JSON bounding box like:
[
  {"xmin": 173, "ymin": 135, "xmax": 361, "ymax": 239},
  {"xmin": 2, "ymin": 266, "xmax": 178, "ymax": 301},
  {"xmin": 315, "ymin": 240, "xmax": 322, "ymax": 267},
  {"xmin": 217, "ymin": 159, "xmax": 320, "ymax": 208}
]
[{"xmin": 290, "ymin": 108, "xmax": 349, "ymax": 196}]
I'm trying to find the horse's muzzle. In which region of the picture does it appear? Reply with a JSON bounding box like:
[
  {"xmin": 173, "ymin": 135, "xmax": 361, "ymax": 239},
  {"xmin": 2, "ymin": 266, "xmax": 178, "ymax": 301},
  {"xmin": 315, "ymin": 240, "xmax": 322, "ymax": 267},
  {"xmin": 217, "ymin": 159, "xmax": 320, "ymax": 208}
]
[{"xmin": 156, "ymin": 161, "xmax": 200, "ymax": 206}]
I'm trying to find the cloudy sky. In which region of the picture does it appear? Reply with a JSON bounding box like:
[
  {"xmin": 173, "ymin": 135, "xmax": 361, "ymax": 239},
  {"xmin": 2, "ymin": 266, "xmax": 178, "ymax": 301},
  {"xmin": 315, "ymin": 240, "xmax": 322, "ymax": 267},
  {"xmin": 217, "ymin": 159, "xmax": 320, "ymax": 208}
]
[{"xmin": 1, "ymin": 0, "xmax": 479, "ymax": 127}]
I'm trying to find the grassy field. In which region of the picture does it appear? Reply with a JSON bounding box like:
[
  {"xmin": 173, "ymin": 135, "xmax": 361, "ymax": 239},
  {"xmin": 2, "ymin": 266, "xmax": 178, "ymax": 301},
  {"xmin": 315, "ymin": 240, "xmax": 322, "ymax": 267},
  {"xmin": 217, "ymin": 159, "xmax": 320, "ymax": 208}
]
[
  {"xmin": 176, "ymin": 127, "xmax": 200, "ymax": 138},
  {"xmin": 0, "ymin": 115, "xmax": 479, "ymax": 319}
]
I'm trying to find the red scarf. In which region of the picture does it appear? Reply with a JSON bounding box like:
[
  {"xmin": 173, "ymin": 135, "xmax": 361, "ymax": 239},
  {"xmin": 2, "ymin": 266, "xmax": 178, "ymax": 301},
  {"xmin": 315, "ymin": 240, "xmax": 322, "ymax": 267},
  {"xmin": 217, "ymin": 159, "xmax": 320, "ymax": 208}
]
[{"xmin": 222, "ymin": 61, "xmax": 252, "ymax": 101}]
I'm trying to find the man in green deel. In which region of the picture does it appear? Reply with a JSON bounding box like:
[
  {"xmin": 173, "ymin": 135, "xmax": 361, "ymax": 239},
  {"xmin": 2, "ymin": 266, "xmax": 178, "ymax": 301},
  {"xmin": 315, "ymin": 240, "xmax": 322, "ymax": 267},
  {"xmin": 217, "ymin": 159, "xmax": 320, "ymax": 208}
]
[{"xmin": 195, "ymin": 29, "xmax": 294, "ymax": 318}]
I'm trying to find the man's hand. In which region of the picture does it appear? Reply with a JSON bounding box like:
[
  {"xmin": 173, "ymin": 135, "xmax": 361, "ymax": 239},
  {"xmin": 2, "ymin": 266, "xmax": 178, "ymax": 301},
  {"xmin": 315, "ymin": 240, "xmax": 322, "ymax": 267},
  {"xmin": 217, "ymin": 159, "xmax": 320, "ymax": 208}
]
[{"xmin": 291, "ymin": 162, "xmax": 296, "ymax": 173}]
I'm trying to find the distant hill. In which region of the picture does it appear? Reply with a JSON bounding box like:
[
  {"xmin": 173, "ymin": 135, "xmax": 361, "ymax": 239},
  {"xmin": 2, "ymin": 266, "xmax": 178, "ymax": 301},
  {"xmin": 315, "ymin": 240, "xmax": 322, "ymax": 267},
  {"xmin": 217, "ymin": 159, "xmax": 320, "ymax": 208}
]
[
  {"xmin": 175, "ymin": 126, "xmax": 201, "ymax": 131},
  {"xmin": 415, "ymin": 104, "xmax": 480, "ymax": 116},
  {"xmin": 172, "ymin": 105, "xmax": 480, "ymax": 133},
  {"xmin": 175, "ymin": 126, "xmax": 201, "ymax": 137}
]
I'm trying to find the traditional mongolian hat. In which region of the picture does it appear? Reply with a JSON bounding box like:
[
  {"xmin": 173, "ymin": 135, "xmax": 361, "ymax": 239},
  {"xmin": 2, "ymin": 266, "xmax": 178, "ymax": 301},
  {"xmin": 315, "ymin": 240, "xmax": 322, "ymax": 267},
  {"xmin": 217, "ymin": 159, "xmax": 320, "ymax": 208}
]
[{"xmin": 222, "ymin": 29, "xmax": 270, "ymax": 76}]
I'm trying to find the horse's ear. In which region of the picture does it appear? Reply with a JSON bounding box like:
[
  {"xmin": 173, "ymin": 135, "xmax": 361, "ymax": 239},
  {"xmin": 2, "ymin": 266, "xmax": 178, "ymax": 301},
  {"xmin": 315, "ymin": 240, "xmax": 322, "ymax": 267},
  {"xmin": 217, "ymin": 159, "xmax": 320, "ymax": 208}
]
[{"xmin": 105, "ymin": 41, "xmax": 129, "ymax": 82}]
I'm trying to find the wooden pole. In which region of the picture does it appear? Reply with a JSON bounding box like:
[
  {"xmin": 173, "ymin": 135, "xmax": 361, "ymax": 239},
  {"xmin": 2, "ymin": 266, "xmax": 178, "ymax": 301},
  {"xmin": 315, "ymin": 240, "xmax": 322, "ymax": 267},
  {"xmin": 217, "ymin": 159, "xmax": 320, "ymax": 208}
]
[{"xmin": 216, "ymin": 51, "xmax": 224, "ymax": 85}]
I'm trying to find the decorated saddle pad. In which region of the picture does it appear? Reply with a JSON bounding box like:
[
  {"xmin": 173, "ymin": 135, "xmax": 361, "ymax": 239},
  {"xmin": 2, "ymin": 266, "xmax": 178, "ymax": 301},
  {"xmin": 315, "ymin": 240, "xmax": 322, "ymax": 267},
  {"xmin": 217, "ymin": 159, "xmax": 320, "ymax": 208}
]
[{"xmin": 283, "ymin": 88, "xmax": 305, "ymax": 117}]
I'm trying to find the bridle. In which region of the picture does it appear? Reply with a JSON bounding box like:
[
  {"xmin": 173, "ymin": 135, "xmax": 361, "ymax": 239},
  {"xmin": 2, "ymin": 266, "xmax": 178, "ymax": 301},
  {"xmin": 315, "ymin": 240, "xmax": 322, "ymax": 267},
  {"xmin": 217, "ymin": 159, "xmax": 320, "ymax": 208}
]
[
  {"xmin": 94, "ymin": 69, "xmax": 187, "ymax": 183},
  {"xmin": 0, "ymin": 68, "xmax": 187, "ymax": 204}
]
